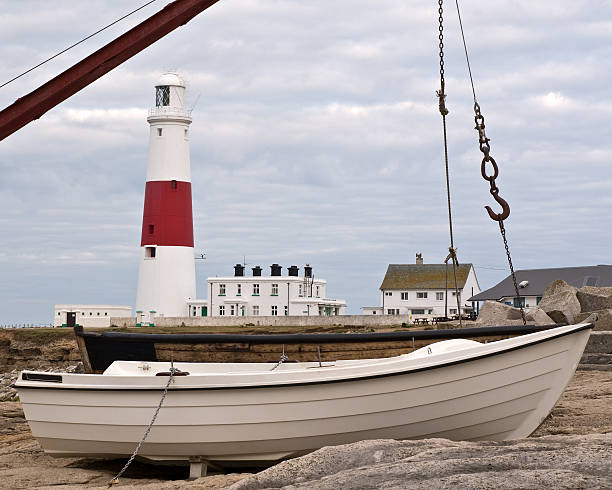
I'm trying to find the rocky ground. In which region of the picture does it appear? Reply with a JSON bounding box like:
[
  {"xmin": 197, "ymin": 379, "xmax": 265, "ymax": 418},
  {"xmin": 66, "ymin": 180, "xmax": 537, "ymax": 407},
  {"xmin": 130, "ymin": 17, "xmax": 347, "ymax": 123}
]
[{"xmin": 0, "ymin": 369, "xmax": 609, "ymax": 489}]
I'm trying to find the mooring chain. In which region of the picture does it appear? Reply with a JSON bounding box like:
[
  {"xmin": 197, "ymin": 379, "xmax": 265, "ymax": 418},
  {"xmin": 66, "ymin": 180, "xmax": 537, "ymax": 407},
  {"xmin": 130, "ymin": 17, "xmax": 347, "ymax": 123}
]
[
  {"xmin": 453, "ymin": 0, "xmax": 526, "ymax": 325},
  {"xmin": 271, "ymin": 345, "xmax": 288, "ymax": 371},
  {"xmin": 108, "ymin": 367, "xmax": 177, "ymax": 487},
  {"xmin": 436, "ymin": 0, "xmax": 463, "ymax": 326}
]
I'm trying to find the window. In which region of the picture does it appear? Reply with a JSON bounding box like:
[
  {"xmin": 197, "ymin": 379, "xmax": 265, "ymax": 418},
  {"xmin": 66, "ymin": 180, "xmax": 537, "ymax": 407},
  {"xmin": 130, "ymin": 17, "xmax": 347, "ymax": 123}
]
[
  {"xmin": 219, "ymin": 305, "xmax": 225, "ymax": 316},
  {"xmin": 428, "ymin": 309, "xmax": 433, "ymax": 314},
  {"xmin": 450, "ymin": 308, "xmax": 457, "ymax": 315},
  {"xmin": 57, "ymin": 312, "xmax": 61, "ymax": 316},
  {"xmin": 253, "ymin": 284, "xmax": 259, "ymax": 295},
  {"xmin": 148, "ymin": 224, "xmax": 154, "ymax": 234},
  {"xmin": 89, "ymin": 312, "xmax": 92, "ymax": 315},
  {"xmin": 156, "ymin": 85, "xmax": 170, "ymax": 106},
  {"xmin": 253, "ymin": 305, "xmax": 259, "ymax": 316},
  {"xmin": 230, "ymin": 305, "xmax": 235, "ymax": 316},
  {"xmin": 298, "ymin": 284, "xmax": 303, "ymax": 297},
  {"xmin": 384, "ymin": 291, "xmax": 392, "ymax": 297},
  {"xmin": 387, "ymin": 308, "xmax": 399, "ymax": 315},
  {"xmin": 219, "ymin": 284, "xmax": 226, "ymax": 296},
  {"xmin": 416, "ymin": 292, "xmax": 428, "ymax": 299},
  {"xmin": 97, "ymin": 312, "xmax": 100, "ymax": 316},
  {"xmin": 513, "ymin": 297, "xmax": 526, "ymax": 308},
  {"xmin": 271, "ymin": 283, "xmax": 279, "ymax": 296},
  {"xmin": 412, "ymin": 309, "xmax": 425, "ymax": 315},
  {"xmin": 157, "ymin": 128, "xmax": 163, "ymax": 137},
  {"xmin": 271, "ymin": 306, "xmax": 278, "ymax": 316},
  {"xmin": 171, "ymin": 180, "xmax": 177, "ymax": 190},
  {"xmin": 436, "ymin": 292, "xmax": 444, "ymax": 301},
  {"xmin": 145, "ymin": 246, "xmax": 156, "ymax": 258},
  {"xmin": 284, "ymin": 306, "xmax": 288, "ymax": 316},
  {"xmin": 237, "ymin": 284, "xmax": 241, "ymax": 295},
  {"xmin": 536, "ymin": 296, "xmax": 542, "ymax": 305},
  {"xmin": 401, "ymin": 292, "xmax": 409, "ymax": 300},
  {"xmin": 104, "ymin": 312, "xmax": 108, "ymax": 316},
  {"xmin": 316, "ymin": 285, "xmax": 320, "ymax": 297}
]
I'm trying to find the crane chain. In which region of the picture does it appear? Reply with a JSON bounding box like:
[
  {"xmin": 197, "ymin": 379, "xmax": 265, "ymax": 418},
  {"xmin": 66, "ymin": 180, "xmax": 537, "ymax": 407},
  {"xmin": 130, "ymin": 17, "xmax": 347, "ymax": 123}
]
[{"xmin": 453, "ymin": 0, "xmax": 526, "ymax": 325}]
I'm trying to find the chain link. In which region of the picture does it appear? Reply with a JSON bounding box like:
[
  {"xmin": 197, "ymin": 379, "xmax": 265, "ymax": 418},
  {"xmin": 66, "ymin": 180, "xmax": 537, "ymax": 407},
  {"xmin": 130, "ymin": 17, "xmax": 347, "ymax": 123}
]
[
  {"xmin": 499, "ymin": 222, "xmax": 527, "ymax": 324},
  {"xmin": 108, "ymin": 368, "xmax": 177, "ymax": 487}
]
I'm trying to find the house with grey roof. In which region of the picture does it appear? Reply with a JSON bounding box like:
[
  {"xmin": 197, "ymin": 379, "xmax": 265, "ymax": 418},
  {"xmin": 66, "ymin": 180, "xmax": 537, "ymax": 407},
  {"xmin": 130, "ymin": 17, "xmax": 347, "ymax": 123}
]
[
  {"xmin": 468, "ymin": 265, "xmax": 612, "ymax": 312},
  {"xmin": 362, "ymin": 254, "xmax": 481, "ymax": 320}
]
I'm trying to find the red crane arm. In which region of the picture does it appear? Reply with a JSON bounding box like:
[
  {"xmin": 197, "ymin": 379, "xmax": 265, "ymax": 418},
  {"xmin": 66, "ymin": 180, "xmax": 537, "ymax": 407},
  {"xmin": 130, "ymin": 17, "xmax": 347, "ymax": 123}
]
[{"xmin": 0, "ymin": 0, "xmax": 221, "ymax": 141}]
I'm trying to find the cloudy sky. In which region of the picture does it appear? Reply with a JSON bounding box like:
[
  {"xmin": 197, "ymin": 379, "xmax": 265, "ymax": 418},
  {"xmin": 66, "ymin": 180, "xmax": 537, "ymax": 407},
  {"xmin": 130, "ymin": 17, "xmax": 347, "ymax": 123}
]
[{"xmin": 0, "ymin": 1, "xmax": 610, "ymax": 325}]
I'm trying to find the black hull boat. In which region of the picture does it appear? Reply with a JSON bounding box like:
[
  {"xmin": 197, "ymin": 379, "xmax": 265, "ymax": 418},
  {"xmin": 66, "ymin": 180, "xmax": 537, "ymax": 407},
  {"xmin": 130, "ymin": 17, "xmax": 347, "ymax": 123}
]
[{"xmin": 74, "ymin": 323, "xmax": 562, "ymax": 373}]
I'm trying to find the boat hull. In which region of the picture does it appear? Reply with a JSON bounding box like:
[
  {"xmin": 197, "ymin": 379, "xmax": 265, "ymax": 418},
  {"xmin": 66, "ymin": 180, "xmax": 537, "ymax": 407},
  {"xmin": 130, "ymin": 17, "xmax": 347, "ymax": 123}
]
[{"xmin": 16, "ymin": 324, "xmax": 591, "ymax": 464}]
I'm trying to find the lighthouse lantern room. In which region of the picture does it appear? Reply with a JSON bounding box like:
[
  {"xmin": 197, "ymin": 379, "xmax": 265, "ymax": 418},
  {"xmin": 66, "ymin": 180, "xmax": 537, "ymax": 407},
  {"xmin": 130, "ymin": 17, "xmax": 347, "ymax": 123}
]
[{"xmin": 135, "ymin": 73, "xmax": 196, "ymax": 320}]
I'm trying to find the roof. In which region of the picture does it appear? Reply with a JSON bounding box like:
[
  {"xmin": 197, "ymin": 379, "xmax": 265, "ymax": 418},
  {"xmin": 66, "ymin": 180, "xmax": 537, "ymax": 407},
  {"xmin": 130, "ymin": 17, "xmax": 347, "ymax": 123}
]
[
  {"xmin": 380, "ymin": 264, "xmax": 473, "ymax": 290},
  {"xmin": 469, "ymin": 265, "xmax": 612, "ymax": 301}
]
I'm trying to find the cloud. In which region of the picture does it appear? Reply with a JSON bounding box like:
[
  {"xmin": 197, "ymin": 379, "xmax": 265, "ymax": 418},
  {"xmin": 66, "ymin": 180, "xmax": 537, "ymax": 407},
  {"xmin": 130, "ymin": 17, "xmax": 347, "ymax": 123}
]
[{"xmin": 0, "ymin": 0, "xmax": 610, "ymax": 323}]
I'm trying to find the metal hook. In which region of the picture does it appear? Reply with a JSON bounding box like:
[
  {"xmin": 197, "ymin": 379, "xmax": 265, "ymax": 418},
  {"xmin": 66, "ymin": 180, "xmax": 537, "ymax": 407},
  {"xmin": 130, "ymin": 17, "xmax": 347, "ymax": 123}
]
[{"xmin": 484, "ymin": 190, "xmax": 510, "ymax": 222}]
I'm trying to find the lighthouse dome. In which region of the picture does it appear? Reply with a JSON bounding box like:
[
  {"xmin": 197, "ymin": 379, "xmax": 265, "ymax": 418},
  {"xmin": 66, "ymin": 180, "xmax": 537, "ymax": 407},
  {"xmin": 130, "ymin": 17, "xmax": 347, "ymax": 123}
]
[{"xmin": 156, "ymin": 72, "xmax": 185, "ymax": 88}]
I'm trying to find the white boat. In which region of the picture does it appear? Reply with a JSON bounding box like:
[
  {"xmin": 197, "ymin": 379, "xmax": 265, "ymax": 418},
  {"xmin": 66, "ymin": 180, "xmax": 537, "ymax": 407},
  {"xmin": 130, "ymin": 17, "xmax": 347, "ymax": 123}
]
[{"xmin": 15, "ymin": 321, "xmax": 593, "ymax": 468}]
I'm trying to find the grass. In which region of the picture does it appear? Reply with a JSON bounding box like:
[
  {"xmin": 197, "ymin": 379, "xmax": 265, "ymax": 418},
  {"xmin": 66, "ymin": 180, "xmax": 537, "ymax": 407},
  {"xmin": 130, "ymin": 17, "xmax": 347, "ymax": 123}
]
[{"xmin": 12, "ymin": 328, "xmax": 77, "ymax": 342}]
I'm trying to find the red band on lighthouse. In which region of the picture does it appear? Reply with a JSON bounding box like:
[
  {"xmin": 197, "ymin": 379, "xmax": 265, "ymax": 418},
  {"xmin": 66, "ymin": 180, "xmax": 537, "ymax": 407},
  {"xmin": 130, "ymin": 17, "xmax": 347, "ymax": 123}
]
[{"xmin": 140, "ymin": 180, "xmax": 194, "ymax": 247}]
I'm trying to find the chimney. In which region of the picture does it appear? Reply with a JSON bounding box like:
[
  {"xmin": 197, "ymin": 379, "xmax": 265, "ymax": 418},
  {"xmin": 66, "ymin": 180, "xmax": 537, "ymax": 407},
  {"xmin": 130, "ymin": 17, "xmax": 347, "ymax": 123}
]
[
  {"xmin": 287, "ymin": 265, "xmax": 299, "ymax": 277},
  {"xmin": 234, "ymin": 263, "xmax": 244, "ymax": 277},
  {"xmin": 252, "ymin": 266, "xmax": 262, "ymax": 277},
  {"xmin": 270, "ymin": 264, "xmax": 282, "ymax": 276},
  {"xmin": 304, "ymin": 264, "xmax": 313, "ymax": 278},
  {"xmin": 416, "ymin": 253, "xmax": 423, "ymax": 265}
]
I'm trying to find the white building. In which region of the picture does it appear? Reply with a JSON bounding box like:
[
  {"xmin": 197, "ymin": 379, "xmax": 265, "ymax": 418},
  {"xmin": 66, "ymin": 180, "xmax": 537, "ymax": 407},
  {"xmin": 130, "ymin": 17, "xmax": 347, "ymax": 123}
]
[
  {"xmin": 194, "ymin": 264, "xmax": 346, "ymax": 317},
  {"xmin": 54, "ymin": 305, "xmax": 132, "ymax": 328},
  {"xmin": 362, "ymin": 254, "xmax": 480, "ymax": 321}
]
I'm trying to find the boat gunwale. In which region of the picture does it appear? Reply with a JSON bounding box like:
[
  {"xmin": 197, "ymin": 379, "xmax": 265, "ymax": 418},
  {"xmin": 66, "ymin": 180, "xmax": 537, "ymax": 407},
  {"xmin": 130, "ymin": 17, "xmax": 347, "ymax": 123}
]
[{"xmin": 17, "ymin": 323, "xmax": 593, "ymax": 391}]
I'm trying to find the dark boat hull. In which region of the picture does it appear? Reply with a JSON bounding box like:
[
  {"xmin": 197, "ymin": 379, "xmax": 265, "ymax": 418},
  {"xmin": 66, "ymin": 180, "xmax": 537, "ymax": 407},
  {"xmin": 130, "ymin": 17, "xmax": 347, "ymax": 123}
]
[{"xmin": 74, "ymin": 324, "xmax": 560, "ymax": 373}]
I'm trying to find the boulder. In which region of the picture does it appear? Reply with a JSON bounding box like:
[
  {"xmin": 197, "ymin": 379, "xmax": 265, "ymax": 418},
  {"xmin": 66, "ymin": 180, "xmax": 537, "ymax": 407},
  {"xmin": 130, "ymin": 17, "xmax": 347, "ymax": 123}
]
[
  {"xmin": 575, "ymin": 309, "xmax": 612, "ymax": 331},
  {"xmin": 525, "ymin": 306, "xmax": 554, "ymax": 325},
  {"xmin": 576, "ymin": 286, "xmax": 612, "ymax": 312},
  {"xmin": 475, "ymin": 301, "xmax": 523, "ymax": 326},
  {"xmin": 475, "ymin": 301, "xmax": 553, "ymax": 326},
  {"xmin": 231, "ymin": 435, "xmax": 612, "ymax": 490},
  {"xmin": 537, "ymin": 280, "xmax": 580, "ymax": 324}
]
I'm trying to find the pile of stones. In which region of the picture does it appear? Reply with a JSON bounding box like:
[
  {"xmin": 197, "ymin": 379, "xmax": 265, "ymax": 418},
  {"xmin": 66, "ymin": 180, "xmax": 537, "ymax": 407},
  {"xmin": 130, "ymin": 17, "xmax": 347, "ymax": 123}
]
[{"xmin": 476, "ymin": 280, "xmax": 612, "ymax": 329}]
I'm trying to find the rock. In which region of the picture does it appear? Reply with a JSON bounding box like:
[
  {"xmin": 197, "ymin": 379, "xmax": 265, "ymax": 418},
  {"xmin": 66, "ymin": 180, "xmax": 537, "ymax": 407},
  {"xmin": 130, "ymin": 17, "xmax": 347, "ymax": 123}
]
[
  {"xmin": 575, "ymin": 309, "xmax": 612, "ymax": 331},
  {"xmin": 475, "ymin": 301, "xmax": 522, "ymax": 326},
  {"xmin": 475, "ymin": 301, "xmax": 553, "ymax": 326},
  {"xmin": 231, "ymin": 435, "xmax": 612, "ymax": 490},
  {"xmin": 576, "ymin": 286, "xmax": 612, "ymax": 312},
  {"xmin": 583, "ymin": 331, "xmax": 612, "ymax": 354},
  {"xmin": 537, "ymin": 280, "xmax": 580, "ymax": 324},
  {"xmin": 525, "ymin": 306, "xmax": 555, "ymax": 325}
]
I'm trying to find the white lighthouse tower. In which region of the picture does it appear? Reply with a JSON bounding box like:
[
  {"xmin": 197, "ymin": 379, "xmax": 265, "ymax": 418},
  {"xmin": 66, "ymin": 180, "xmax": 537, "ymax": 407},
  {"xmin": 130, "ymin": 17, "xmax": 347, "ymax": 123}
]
[{"xmin": 135, "ymin": 73, "xmax": 196, "ymax": 321}]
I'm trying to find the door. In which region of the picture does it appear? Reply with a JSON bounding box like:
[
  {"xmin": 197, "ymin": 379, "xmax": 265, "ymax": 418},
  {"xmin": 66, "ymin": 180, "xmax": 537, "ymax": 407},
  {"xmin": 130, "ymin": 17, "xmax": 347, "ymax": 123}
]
[{"xmin": 66, "ymin": 312, "xmax": 77, "ymax": 328}]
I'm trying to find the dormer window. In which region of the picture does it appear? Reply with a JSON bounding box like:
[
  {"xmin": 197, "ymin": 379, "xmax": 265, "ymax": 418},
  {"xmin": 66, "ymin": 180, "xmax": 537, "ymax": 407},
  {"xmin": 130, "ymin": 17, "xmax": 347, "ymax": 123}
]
[{"xmin": 156, "ymin": 85, "xmax": 170, "ymax": 106}]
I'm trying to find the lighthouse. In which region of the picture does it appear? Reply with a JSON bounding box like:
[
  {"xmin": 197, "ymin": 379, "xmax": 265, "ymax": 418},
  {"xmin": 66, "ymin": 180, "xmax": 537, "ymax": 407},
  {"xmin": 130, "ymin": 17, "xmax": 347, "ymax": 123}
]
[{"xmin": 135, "ymin": 73, "xmax": 196, "ymax": 321}]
